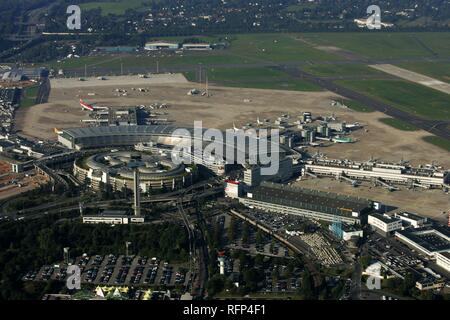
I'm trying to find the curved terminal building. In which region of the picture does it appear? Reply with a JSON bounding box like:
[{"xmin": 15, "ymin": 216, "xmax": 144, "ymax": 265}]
[
  {"xmin": 58, "ymin": 125, "xmax": 291, "ymax": 178},
  {"xmin": 74, "ymin": 150, "xmax": 195, "ymax": 192}
]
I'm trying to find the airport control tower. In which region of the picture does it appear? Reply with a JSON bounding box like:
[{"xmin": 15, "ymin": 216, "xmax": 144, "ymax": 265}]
[{"xmin": 133, "ymin": 169, "xmax": 141, "ymax": 217}]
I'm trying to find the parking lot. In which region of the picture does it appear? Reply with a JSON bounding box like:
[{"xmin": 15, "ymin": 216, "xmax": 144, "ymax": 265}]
[{"xmin": 25, "ymin": 254, "xmax": 190, "ymax": 288}]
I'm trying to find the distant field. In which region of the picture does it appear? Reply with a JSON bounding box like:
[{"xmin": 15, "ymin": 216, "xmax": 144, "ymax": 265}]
[
  {"xmin": 226, "ymin": 33, "xmax": 338, "ymax": 62},
  {"xmin": 379, "ymin": 118, "xmax": 418, "ymax": 131},
  {"xmin": 300, "ymin": 32, "xmax": 450, "ymax": 59},
  {"xmin": 45, "ymin": 51, "xmax": 256, "ymax": 72},
  {"xmin": 423, "ymin": 136, "xmax": 450, "ymax": 152},
  {"xmin": 396, "ymin": 62, "xmax": 450, "ymax": 83},
  {"xmin": 184, "ymin": 67, "xmax": 322, "ymax": 92},
  {"xmin": 301, "ymin": 63, "xmax": 384, "ymax": 77},
  {"xmin": 336, "ymin": 79, "xmax": 450, "ymax": 121},
  {"xmin": 80, "ymin": 0, "xmax": 153, "ymax": 16}
]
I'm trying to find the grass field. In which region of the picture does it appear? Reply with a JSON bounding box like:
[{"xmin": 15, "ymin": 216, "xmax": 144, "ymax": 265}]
[
  {"xmin": 80, "ymin": 0, "xmax": 153, "ymax": 16},
  {"xmin": 226, "ymin": 33, "xmax": 338, "ymax": 62},
  {"xmin": 343, "ymin": 100, "xmax": 373, "ymax": 112},
  {"xmin": 336, "ymin": 79, "xmax": 450, "ymax": 121},
  {"xmin": 396, "ymin": 62, "xmax": 450, "ymax": 83},
  {"xmin": 423, "ymin": 136, "xmax": 450, "ymax": 152},
  {"xmin": 379, "ymin": 118, "xmax": 418, "ymax": 131},
  {"xmin": 184, "ymin": 67, "xmax": 322, "ymax": 91},
  {"xmin": 301, "ymin": 32, "xmax": 450, "ymax": 59},
  {"xmin": 20, "ymin": 85, "xmax": 39, "ymax": 108},
  {"xmin": 301, "ymin": 63, "xmax": 384, "ymax": 77}
]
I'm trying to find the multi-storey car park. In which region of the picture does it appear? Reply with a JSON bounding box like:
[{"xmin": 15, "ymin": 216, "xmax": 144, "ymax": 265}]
[
  {"xmin": 303, "ymin": 158, "xmax": 450, "ymax": 189},
  {"xmin": 239, "ymin": 181, "xmax": 373, "ymax": 224},
  {"xmin": 74, "ymin": 150, "xmax": 195, "ymax": 193}
]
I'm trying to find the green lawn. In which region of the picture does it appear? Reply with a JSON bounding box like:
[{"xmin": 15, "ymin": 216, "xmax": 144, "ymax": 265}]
[
  {"xmin": 336, "ymin": 79, "xmax": 450, "ymax": 121},
  {"xmin": 396, "ymin": 62, "xmax": 450, "ymax": 83},
  {"xmin": 185, "ymin": 67, "xmax": 322, "ymax": 91},
  {"xmin": 80, "ymin": 0, "xmax": 154, "ymax": 15},
  {"xmin": 226, "ymin": 33, "xmax": 338, "ymax": 63},
  {"xmin": 343, "ymin": 100, "xmax": 373, "ymax": 112},
  {"xmin": 20, "ymin": 85, "xmax": 39, "ymax": 108},
  {"xmin": 300, "ymin": 32, "xmax": 450, "ymax": 59},
  {"xmin": 379, "ymin": 118, "xmax": 418, "ymax": 131},
  {"xmin": 423, "ymin": 136, "xmax": 450, "ymax": 152}
]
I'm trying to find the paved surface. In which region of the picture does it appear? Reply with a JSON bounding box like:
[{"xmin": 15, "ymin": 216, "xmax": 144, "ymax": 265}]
[
  {"xmin": 370, "ymin": 64, "xmax": 450, "ymax": 95},
  {"xmin": 51, "ymin": 73, "xmax": 188, "ymax": 89}
]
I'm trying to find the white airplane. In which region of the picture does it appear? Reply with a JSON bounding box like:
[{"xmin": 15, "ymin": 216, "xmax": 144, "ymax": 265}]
[
  {"xmin": 79, "ymin": 99, "xmax": 109, "ymax": 112},
  {"xmin": 257, "ymin": 117, "xmax": 263, "ymax": 126},
  {"xmin": 232, "ymin": 122, "xmax": 243, "ymax": 132}
]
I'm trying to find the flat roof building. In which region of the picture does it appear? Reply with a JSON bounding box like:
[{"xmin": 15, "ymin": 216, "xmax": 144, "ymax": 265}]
[
  {"xmin": 436, "ymin": 251, "xmax": 450, "ymax": 273},
  {"xmin": 240, "ymin": 182, "xmax": 372, "ymax": 224},
  {"xmin": 394, "ymin": 211, "xmax": 428, "ymax": 228},
  {"xmin": 182, "ymin": 43, "xmax": 212, "ymax": 50},
  {"xmin": 144, "ymin": 41, "xmax": 179, "ymax": 51},
  {"xmin": 395, "ymin": 227, "xmax": 450, "ymax": 257},
  {"xmin": 368, "ymin": 213, "xmax": 403, "ymax": 234}
]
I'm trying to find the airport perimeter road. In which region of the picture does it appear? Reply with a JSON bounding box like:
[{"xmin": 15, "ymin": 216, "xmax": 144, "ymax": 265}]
[{"xmin": 277, "ymin": 65, "xmax": 450, "ymax": 142}]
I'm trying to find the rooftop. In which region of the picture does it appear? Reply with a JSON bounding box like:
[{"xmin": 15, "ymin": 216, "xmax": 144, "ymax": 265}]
[
  {"xmin": 370, "ymin": 213, "xmax": 401, "ymax": 224},
  {"xmin": 395, "ymin": 211, "xmax": 426, "ymax": 222},
  {"xmin": 252, "ymin": 182, "xmax": 371, "ymax": 214},
  {"xmin": 397, "ymin": 227, "xmax": 450, "ymax": 253}
]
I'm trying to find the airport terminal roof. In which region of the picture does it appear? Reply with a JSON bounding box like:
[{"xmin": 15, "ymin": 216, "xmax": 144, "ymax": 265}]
[{"xmin": 63, "ymin": 125, "xmax": 187, "ymax": 138}]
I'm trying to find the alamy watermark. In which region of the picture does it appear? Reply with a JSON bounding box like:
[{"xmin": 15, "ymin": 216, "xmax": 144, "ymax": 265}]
[
  {"xmin": 366, "ymin": 263, "xmax": 382, "ymax": 290},
  {"xmin": 66, "ymin": 265, "xmax": 81, "ymax": 290},
  {"xmin": 366, "ymin": 5, "xmax": 381, "ymax": 30},
  {"xmin": 67, "ymin": 5, "xmax": 81, "ymax": 30},
  {"xmin": 171, "ymin": 121, "xmax": 280, "ymax": 176}
]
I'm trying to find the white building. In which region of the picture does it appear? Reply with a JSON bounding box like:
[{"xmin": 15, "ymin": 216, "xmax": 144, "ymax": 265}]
[
  {"xmin": 182, "ymin": 43, "xmax": 212, "ymax": 50},
  {"xmin": 144, "ymin": 41, "xmax": 179, "ymax": 51},
  {"xmin": 368, "ymin": 214, "xmax": 403, "ymax": 233},
  {"xmin": 436, "ymin": 251, "xmax": 450, "ymax": 272},
  {"xmin": 343, "ymin": 228, "xmax": 364, "ymax": 241},
  {"xmin": 225, "ymin": 180, "xmax": 242, "ymax": 199},
  {"xmin": 394, "ymin": 211, "xmax": 428, "ymax": 228}
]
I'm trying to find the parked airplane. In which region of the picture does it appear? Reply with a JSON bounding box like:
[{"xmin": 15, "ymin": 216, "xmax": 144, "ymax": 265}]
[{"xmin": 79, "ymin": 99, "xmax": 109, "ymax": 112}]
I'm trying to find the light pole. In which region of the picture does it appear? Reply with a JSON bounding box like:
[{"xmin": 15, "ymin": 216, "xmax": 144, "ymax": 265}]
[{"xmin": 125, "ymin": 241, "xmax": 132, "ymax": 257}]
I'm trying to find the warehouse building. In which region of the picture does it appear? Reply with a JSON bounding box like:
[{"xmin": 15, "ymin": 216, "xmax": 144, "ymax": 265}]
[
  {"xmin": 239, "ymin": 182, "xmax": 372, "ymax": 224},
  {"xmin": 144, "ymin": 41, "xmax": 179, "ymax": 51},
  {"xmin": 182, "ymin": 43, "xmax": 212, "ymax": 50},
  {"xmin": 436, "ymin": 251, "xmax": 450, "ymax": 273},
  {"xmin": 395, "ymin": 227, "xmax": 450, "ymax": 258}
]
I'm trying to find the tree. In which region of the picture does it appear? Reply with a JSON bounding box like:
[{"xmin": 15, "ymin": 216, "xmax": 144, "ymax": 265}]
[
  {"xmin": 207, "ymin": 274, "xmax": 225, "ymax": 297},
  {"xmin": 301, "ymin": 269, "xmax": 314, "ymax": 300}
]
